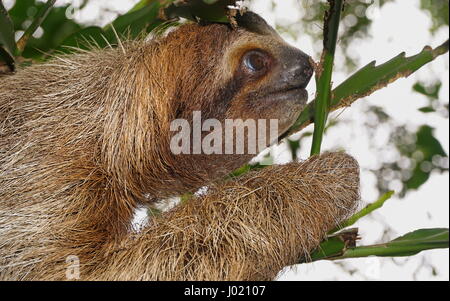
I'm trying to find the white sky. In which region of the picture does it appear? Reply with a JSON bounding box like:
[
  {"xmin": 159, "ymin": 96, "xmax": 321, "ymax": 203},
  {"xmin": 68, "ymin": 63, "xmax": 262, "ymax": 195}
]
[{"xmin": 5, "ymin": 0, "xmax": 448, "ymax": 281}]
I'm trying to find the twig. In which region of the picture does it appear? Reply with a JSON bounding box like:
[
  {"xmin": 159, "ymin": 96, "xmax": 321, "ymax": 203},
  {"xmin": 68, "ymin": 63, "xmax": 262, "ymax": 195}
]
[
  {"xmin": 16, "ymin": 0, "xmax": 56, "ymax": 53},
  {"xmin": 329, "ymin": 190, "xmax": 395, "ymax": 234}
]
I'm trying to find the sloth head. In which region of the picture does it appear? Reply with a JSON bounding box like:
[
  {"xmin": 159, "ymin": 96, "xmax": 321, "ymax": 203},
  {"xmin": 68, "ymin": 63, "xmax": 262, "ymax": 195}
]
[
  {"xmin": 148, "ymin": 12, "xmax": 313, "ymax": 142},
  {"xmin": 103, "ymin": 12, "xmax": 314, "ymax": 194}
]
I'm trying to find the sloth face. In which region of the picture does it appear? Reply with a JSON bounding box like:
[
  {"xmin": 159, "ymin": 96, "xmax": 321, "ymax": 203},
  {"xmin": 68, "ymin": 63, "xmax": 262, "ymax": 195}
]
[
  {"xmin": 158, "ymin": 12, "xmax": 313, "ymax": 156},
  {"xmin": 220, "ymin": 12, "xmax": 314, "ymax": 139},
  {"xmin": 229, "ymin": 43, "xmax": 313, "ymax": 136}
]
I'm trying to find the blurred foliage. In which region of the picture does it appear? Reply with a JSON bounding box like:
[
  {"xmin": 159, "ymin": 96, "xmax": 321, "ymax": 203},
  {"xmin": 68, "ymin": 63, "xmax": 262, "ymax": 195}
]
[
  {"xmin": 373, "ymin": 125, "xmax": 448, "ymax": 197},
  {"xmin": 0, "ymin": 1, "xmax": 15, "ymax": 70},
  {"xmin": 365, "ymin": 77, "xmax": 449, "ymax": 199},
  {"xmin": 8, "ymin": 0, "xmax": 82, "ymax": 59},
  {"xmin": 414, "ymin": 81, "xmax": 441, "ymax": 100},
  {"xmin": 4, "ymin": 0, "xmax": 164, "ymax": 60},
  {"xmin": 60, "ymin": 2, "xmax": 161, "ymax": 51},
  {"xmin": 414, "ymin": 81, "xmax": 449, "ymax": 116},
  {"xmin": 306, "ymin": 0, "xmax": 394, "ymax": 70},
  {"xmin": 265, "ymin": 0, "xmax": 394, "ymax": 71},
  {"xmin": 420, "ymin": 0, "xmax": 449, "ymax": 33}
]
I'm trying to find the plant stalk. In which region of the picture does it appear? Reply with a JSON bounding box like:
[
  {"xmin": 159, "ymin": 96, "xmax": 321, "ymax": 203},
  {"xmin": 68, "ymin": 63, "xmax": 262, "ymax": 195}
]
[
  {"xmin": 329, "ymin": 191, "xmax": 395, "ymax": 234},
  {"xmin": 16, "ymin": 0, "xmax": 56, "ymax": 54},
  {"xmin": 310, "ymin": 0, "xmax": 344, "ymax": 155}
]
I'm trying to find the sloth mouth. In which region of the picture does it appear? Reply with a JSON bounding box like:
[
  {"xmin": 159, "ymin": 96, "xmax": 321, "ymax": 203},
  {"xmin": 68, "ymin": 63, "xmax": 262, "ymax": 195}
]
[
  {"xmin": 265, "ymin": 86, "xmax": 309, "ymax": 104},
  {"xmin": 261, "ymin": 85, "xmax": 309, "ymax": 139}
]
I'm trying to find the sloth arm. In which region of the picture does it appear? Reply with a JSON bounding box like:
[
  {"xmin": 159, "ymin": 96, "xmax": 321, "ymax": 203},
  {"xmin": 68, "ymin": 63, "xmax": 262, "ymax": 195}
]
[{"xmin": 89, "ymin": 152, "xmax": 360, "ymax": 281}]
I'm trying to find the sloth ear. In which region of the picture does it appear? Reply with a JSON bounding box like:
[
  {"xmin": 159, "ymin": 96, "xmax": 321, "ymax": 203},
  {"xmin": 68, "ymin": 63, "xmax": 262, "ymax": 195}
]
[{"xmin": 235, "ymin": 11, "xmax": 278, "ymax": 36}]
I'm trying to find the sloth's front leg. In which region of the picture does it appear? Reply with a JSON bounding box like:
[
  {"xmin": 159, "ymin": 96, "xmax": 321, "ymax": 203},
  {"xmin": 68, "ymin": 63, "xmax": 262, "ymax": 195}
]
[{"xmin": 92, "ymin": 152, "xmax": 360, "ymax": 281}]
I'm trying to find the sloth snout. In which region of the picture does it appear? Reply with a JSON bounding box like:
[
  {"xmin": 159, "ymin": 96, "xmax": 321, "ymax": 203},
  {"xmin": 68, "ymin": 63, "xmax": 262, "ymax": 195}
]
[
  {"xmin": 278, "ymin": 51, "xmax": 314, "ymax": 91},
  {"xmin": 289, "ymin": 54, "xmax": 314, "ymax": 89}
]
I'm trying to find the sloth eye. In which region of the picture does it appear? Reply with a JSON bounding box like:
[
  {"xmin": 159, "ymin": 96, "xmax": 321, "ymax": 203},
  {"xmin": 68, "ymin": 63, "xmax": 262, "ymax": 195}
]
[{"xmin": 242, "ymin": 50, "xmax": 271, "ymax": 75}]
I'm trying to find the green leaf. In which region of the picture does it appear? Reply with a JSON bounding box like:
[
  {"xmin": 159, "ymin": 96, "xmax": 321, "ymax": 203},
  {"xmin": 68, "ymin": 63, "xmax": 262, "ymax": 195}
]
[
  {"xmin": 58, "ymin": 26, "xmax": 108, "ymax": 50},
  {"xmin": 337, "ymin": 228, "xmax": 449, "ymax": 259},
  {"xmin": 311, "ymin": 228, "xmax": 449, "ymax": 262},
  {"xmin": 418, "ymin": 106, "xmax": 436, "ymax": 113},
  {"xmin": 58, "ymin": 4, "xmax": 162, "ymax": 52},
  {"xmin": 228, "ymin": 161, "xmax": 266, "ymax": 178},
  {"xmin": 0, "ymin": 1, "xmax": 16, "ymax": 70},
  {"xmin": 413, "ymin": 81, "xmax": 441, "ymax": 100},
  {"xmin": 393, "ymin": 228, "xmax": 448, "ymax": 243},
  {"xmin": 308, "ymin": 228, "xmax": 359, "ymax": 262},
  {"xmin": 284, "ymin": 40, "xmax": 449, "ymax": 138},
  {"xmin": 105, "ymin": 2, "xmax": 161, "ymax": 40},
  {"xmin": 331, "ymin": 41, "xmax": 449, "ymax": 108}
]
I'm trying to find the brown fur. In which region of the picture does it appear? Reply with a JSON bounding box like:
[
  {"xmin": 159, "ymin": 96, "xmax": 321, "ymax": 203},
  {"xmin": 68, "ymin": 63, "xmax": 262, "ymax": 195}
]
[{"xmin": 0, "ymin": 14, "xmax": 360, "ymax": 280}]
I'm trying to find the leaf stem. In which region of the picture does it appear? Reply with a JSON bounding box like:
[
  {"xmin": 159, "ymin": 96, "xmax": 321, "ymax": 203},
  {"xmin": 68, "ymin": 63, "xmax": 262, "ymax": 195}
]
[
  {"xmin": 329, "ymin": 191, "xmax": 395, "ymax": 234},
  {"xmin": 432, "ymin": 39, "xmax": 449, "ymax": 57},
  {"xmin": 312, "ymin": 228, "xmax": 449, "ymax": 262},
  {"xmin": 330, "ymin": 239, "xmax": 449, "ymax": 260},
  {"xmin": 16, "ymin": 0, "xmax": 56, "ymax": 54},
  {"xmin": 310, "ymin": 0, "xmax": 344, "ymax": 156}
]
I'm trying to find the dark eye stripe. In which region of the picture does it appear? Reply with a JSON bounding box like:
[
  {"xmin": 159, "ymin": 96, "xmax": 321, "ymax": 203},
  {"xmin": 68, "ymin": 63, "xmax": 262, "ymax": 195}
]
[{"xmin": 206, "ymin": 74, "xmax": 245, "ymax": 119}]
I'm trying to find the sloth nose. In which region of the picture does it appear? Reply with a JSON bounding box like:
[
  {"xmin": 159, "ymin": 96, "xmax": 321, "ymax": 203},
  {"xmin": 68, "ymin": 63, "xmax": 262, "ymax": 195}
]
[
  {"xmin": 297, "ymin": 59, "xmax": 314, "ymax": 88},
  {"xmin": 274, "ymin": 47, "xmax": 314, "ymax": 91},
  {"xmin": 287, "ymin": 53, "xmax": 314, "ymax": 89}
]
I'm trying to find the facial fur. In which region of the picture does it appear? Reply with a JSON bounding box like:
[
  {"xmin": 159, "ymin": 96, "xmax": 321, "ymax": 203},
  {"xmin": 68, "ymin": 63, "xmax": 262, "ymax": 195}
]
[{"xmin": 161, "ymin": 13, "xmax": 313, "ymax": 132}]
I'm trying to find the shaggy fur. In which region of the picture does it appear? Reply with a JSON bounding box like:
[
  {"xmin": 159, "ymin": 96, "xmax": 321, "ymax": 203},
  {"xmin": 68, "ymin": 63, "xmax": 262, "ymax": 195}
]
[
  {"xmin": 0, "ymin": 13, "xmax": 360, "ymax": 280},
  {"xmin": 91, "ymin": 152, "xmax": 359, "ymax": 281}
]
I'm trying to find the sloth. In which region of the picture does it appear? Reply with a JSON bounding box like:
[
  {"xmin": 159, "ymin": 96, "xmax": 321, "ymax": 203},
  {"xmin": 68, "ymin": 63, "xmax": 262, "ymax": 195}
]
[{"xmin": 0, "ymin": 12, "xmax": 360, "ymax": 280}]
